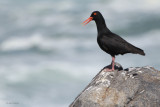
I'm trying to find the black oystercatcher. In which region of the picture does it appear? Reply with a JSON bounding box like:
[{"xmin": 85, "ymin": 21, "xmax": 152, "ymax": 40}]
[{"xmin": 82, "ymin": 11, "xmax": 145, "ymax": 71}]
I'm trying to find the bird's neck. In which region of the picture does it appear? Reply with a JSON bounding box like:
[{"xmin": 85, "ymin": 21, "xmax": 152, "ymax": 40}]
[{"xmin": 95, "ymin": 17, "xmax": 110, "ymax": 34}]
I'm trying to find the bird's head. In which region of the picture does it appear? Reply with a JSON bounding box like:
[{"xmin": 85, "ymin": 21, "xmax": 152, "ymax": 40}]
[{"xmin": 82, "ymin": 11, "xmax": 102, "ymax": 25}]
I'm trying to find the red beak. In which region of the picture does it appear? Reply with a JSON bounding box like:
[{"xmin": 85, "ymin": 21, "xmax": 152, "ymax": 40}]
[{"xmin": 82, "ymin": 17, "xmax": 93, "ymax": 25}]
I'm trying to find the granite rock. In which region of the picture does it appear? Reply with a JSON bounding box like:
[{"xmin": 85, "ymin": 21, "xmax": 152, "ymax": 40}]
[{"xmin": 70, "ymin": 63, "xmax": 160, "ymax": 107}]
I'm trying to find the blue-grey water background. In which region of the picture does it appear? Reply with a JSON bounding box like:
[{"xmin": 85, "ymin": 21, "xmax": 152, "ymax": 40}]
[{"xmin": 0, "ymin": 0, "xmax": 160, "ymax": 107}]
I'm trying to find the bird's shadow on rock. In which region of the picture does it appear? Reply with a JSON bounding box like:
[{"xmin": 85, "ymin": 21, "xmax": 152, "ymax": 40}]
[{"xmin": 102, "ymin": 62, "xmax": 123, "ymax": 71}]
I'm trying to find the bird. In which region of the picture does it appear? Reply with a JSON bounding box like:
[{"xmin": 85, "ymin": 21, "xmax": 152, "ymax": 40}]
[{"xmin": 82, "ymin": 11, "xmax": 145, "ymax": 71}]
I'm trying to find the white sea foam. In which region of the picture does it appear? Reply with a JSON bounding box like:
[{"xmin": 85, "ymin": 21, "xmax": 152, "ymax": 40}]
[
  {"xmin": 0, "ymin": 33, "xmax": 43, "ymax": 51},
  {"xmin": 1, "ymin": 29, "xmax": 159, "ymax": 54}
]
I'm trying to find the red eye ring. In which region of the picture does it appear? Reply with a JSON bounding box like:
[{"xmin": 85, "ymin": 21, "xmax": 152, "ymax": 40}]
[{"xmin": 94, "ymin": 13, "xmax": 97, "ymax": 15}]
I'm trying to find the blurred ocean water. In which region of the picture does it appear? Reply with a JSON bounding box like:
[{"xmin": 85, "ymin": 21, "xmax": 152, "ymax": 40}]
[{"xmin": 0, "ymin": 0, "xmax": 160, "ymax": 107}]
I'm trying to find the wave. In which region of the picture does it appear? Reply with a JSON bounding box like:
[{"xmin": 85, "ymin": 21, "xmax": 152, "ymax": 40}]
[{"xmin": 0, "ymin": 29, "xmax": 160, "ymax": 52}]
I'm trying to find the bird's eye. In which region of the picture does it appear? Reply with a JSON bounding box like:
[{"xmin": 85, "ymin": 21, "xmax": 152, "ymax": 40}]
[{"xmin": 94, "ymin": 13, "xmax": 97, "ymax": 15}]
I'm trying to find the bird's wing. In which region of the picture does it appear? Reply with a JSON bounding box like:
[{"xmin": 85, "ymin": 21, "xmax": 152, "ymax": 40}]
[{"xmin": 99, "ymin": 33, "xmax": 133, "ymax": 55}]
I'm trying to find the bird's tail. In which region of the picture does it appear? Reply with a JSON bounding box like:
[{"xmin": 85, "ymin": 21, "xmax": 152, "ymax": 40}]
[
  {"xmin": 132, "ymin": 46, "xmax": 145, "ymax": 56},
  {"xmin": 137, "ymin": 48, "xmax": 145, "ymax": 56}
]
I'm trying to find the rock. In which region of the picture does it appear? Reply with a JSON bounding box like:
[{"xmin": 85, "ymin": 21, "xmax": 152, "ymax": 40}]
[{"xmin": 70, "ymin": 63, "xmax": 160, "ymax": 107}]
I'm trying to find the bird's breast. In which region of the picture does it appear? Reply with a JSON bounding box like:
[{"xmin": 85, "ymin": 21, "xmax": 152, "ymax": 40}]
[{"xmin": 97, "ymin": 37, "xmax": 109, "ymax": 52}]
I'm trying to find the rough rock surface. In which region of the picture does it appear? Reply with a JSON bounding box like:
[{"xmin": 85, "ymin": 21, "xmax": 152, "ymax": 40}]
[{"xmin": 70, "ymin": 63, "xmax": 160, "ymax": 107}]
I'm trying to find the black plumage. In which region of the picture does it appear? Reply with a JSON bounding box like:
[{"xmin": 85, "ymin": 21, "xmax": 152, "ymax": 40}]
[{"xmin": 83, "ymin": 11, "xmax": 145, "ymax": 71}]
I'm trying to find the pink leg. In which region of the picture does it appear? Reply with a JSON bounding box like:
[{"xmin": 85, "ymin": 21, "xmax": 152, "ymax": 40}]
[
  {"xmin": 111, "ymin": 56, "xmax": 115, "ymax": 71},
  {"xmin": 105, "ymin": 56, "xmax": 115, "ymax": 72}
]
